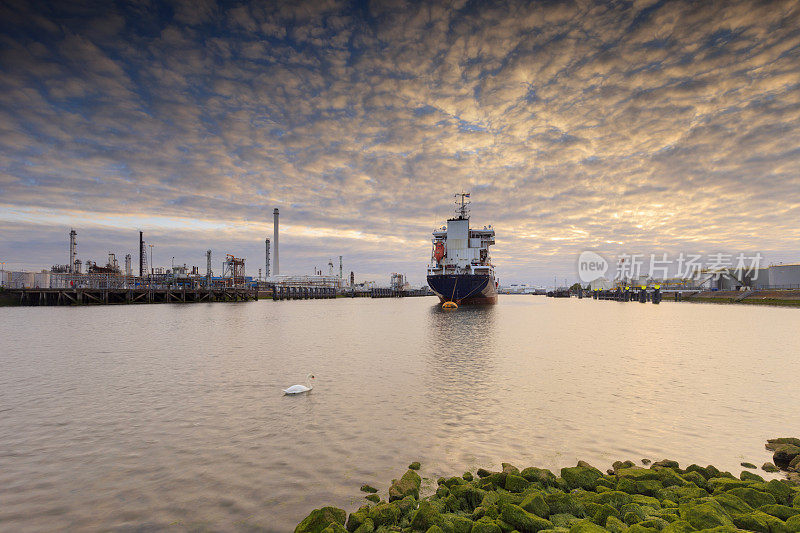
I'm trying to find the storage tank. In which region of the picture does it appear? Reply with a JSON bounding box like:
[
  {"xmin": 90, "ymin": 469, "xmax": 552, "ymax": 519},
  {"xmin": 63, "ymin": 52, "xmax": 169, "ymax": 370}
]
[
  {"xmin": 34, "ymin": 272, "xmax": 50, "ymax": 288},
  {"xmin": 768, "ymin": 264, "xmax": 800, "ymax": 288},
  {"xmin": 11, "ymin": 271, "xmax": 35, "ymax": 288}
]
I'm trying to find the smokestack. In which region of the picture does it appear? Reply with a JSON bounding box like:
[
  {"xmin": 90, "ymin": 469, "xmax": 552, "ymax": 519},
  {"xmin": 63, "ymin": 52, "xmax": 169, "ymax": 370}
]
[
  {"xmin": 265, "ymin": 238, "xmax": 271, "ymax": 278},
  {"xmin": 273, "ymin": 208, "xmax": 279, "ymax": 276},
  {"xmin": 139, "ymin": 231, "xmax": 144, "ymax": 277},
  {"xmin": 69, "ymin": 229, "xmax": 77, "ymax": 274}
]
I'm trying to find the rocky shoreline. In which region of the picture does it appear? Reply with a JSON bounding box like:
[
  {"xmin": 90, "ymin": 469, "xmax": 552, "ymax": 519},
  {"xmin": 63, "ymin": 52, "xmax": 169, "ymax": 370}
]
[{"xmin": 295, "ymin": 438, "xmax": 800, "ymax": 533}]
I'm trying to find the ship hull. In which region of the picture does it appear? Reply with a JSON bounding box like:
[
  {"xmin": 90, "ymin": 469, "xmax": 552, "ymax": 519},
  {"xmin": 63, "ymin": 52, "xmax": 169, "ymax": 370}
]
[{"xmin": 427, "ymin": 274, "xmax": 498, "ymax": 305}]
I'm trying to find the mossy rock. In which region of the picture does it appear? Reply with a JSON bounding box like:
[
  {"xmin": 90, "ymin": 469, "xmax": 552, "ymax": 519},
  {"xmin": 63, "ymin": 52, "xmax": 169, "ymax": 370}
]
[
  {"xmin": 295, "ymin": 506, "xmax": 348, "ymax": 533},
  {"xmin": 561, "ymin": 467, "xmax": 602, "ymax": 491},
  {"xmin": 590, "ymin": 503, "xmax": 621, "ymax": 525},
  {"xmin": 726, "ymin": 487, "xmax": 775, "ymax": 508},
  {"xmin": 625, "ymin": 511, "xmax": 643, "ymax": 525},
  {"xmin": 655, "ymin": 484, "xmax": 710, "ymax": 503},
  {"xmin": 365, "ymin": 494, "xmax": 380, "ymax": 503},
  {"xmin": 369, "ymin": 502, "xmax": 401, "ymax": 527},
  {"xmin": 347, "ymin": 507, "xmax": 371, "ymax": 532},
  {"xmin": 786, "ymin": 514, "xmax": 800, "ymax": 532},
  {"xmin": 597, "ymin": 491, "xmax": 634, "ymax": 509},
  {"xmin": 442, "ymin": 476, "xmax": 469, "ymax": 489},
  {"xmin": 550, "ymin": 514, "xmax": 581, "ymax": 528},
  {"xmin": 767, "ymin": 438, "xmax": 800, "ymax": 450},
  {"xmin": 321, "ymin": 523, "xmax": 348, "ymax": 533},
  {"xmin": 681, "ymin": 472, "xmax": 708, "ymax": 490},
  {"xmin": 453, "ymin": 515, "xmax": 473, "ymax": 533},
  {"xmin": 352, "ymin": 517, "xmax": 374, "ymax": 533},
  {"xmin": 653, "ymin": 460, "xmax": 680, "ymax": 469},
  {"xmin": 741, "ymin": 471, "xmax": 765, "ymax": 483},
  {"xmin": 617, "ymin": 468, "xmax": 662, "ymax": 481},
  {"xmin": 741, "ymin": 462, "xmax": 757, "ymax": 469},
  {"xmin": 618, "ymin": 478, "xmax": 662, "ymax": 497},
  {"xmin": 521, "ymin": 492, "xmax": 551, "ymax": 518},
  {"xmin": 757, "ymin": 503, "xmax": 800, "ymax": 521},
  {"xmin": 623, "ymin": 524, "xmax": 659, "ymax": 533},
  {"xmin": 507, "ymin": 474, "xmax": 533, "ymax": 493},
  {"xmin": 495, "ymin": 518, "xmax": 514, "ymax": 533},
  {"xmin": 361, "ymin": 484, "xmax": 379, "ymax": 493},
  {"xmin": 621, "ymin": 504, "xmax": 647, "ymax": 521},
  {"xmin": 389, "ymin": 470, "xmax": 421, "ymax": 502},
  {"xmin": 661, "ymin": 519, "xmax": 695, "ymax": 533},
  {"xmin": 546, "ymin": 493, "xmax": 587, "ymax": 517},
  {"xmin": 766, "ymin": 479, "xmax": 795, "ymax": 505},
  {"xmin": 502, "ymin": 463, "xmax": 521, "ymax": 475},
  {"xmin": 658, "ymin": 469, "xmax": 687, "ymax": 488},
  {"xmin": 793, "ymin": 492, "xmax": 800, "ymax": 509},
  {"xmin": 746, "ymin": 510, "xmax": 790, "ymax": 533},
  {"xmin": 425, "ymin": 526, "xmax": 444, "ymax": 533},
  {"xmin": 731, "ymin": 512, "xmax": 770, "ymax": 533},
  {"xmin": 409, "ymin": 462, "xmax": 422, "ymax": 470},
  {"xmin": 410, "ymin": 501, "xmax": 440, "ymax": 531},
  {"xmin": 522, "ymin": 467, "xmax": 559, "ymax": 486},
  {"xmin": 630, "ymin": 495, "xmax": 659, "ymax": 509},
  {"xmin": 501, "ymin": 503, "xmax": 555, "ymax": 532},
  {"xmin": 678, "ymin": 500, "xmax": 734, "ymax": 530},
  {"xmin": 763, "ymin": 463, "xmax": 781, "ymax": 473},
  {"xmin": 773, "ymin": 445, "xmax": 800, "ymax": 470},
  {"xmin": 711, "ymin": 492, "xmax": 753, "ymax": 515},
  {"xmin": 705, "ymin": 478, "xmax": 752, "ymax": 493},
  {"xmin": 471, "ymin": 517, "xmax": 503, "ymax": 533},
  {"xmin": 606, "ymin": 515, "xmax": 627, "ymax": 533},
  {"xmin": 638, "ymin": 517, "xmax": 669, "ymax": 531},
  {"xmin": 567, "ymin": 519, "xmax": 607, "ymax": 533},
  {"xmin": 463, "ymin": 472, "xmax": 473, "ymax": 481},
  {"xmin": 449, "ymin": 483, "xmax": 486, "ymax": 512}
]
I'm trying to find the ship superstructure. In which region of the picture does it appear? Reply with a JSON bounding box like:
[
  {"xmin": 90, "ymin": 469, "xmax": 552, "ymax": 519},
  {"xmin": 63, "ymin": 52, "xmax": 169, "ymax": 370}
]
[{"xmin": 427, "ymin": 193, "xmax": 498, "ymax": 305}]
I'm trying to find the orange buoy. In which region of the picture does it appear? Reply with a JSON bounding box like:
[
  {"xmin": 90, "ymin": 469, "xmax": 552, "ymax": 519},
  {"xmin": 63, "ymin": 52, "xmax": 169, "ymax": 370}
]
[{"xmin": 442, "ymin": 301, "xmax": 458, "ymax": 309}]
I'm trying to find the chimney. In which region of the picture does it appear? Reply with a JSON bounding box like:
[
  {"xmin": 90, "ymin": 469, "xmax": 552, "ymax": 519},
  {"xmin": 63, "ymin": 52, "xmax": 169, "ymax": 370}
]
[{"xmin": 273, "ymin": 208, "xmax": 280, "ymax": 276}]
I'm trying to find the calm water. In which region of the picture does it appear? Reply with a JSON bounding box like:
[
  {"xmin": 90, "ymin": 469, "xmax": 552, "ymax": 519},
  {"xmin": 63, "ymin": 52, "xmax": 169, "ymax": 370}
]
[{"xmin": 1, "ymin": 297, "xmax": 799, "ymax": 531}]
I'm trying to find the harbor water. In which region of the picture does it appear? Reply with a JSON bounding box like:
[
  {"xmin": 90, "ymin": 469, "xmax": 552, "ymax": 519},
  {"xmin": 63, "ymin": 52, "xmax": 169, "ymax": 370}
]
[{"xmin": 1, "ymin": 297, "xmax": 799, "ymax": 531}]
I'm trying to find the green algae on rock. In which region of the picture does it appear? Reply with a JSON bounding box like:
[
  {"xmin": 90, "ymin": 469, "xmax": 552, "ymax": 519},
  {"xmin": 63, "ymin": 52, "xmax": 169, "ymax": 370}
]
[{"xmin": 297, "ymin": 451, "xmax": 800, "ymax": 533}]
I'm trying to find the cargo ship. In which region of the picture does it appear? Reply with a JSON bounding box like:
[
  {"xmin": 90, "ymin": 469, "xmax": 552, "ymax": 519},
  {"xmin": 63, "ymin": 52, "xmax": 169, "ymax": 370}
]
[{"xmin": 427, "ymin": 192, "xmax": 498, "ymax": 305}]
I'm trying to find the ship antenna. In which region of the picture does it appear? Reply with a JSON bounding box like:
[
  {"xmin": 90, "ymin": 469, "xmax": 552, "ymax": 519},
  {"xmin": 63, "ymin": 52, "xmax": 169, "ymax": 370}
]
[{"xmin": 454, "ymin": 191, "xmax": 471, "ymax": 219}]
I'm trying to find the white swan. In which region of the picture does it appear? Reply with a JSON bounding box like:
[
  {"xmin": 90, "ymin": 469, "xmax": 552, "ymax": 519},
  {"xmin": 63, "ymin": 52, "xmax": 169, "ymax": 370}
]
[{"xmin": 283, "ymin": 373, "xmax": 315, "ymax": 395}]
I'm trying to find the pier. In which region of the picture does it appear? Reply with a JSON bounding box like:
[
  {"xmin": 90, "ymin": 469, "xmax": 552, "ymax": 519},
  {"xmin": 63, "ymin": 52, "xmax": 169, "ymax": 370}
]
[{"xmin": 2, "ymin": 286, "xmax": 258, "ymax": 306}]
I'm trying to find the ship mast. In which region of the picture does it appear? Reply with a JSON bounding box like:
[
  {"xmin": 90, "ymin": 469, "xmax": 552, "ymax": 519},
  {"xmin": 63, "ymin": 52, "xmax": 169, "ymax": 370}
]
[{"xmin": 454, "ymin": 191, "xmax": 470, "ymax": 219}]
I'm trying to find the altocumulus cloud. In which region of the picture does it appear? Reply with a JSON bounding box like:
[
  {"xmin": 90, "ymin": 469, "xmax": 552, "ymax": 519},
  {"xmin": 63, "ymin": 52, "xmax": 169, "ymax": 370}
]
[{"xmin": 1, "ymin": 0, "xmax": 799, "ymax": 284}]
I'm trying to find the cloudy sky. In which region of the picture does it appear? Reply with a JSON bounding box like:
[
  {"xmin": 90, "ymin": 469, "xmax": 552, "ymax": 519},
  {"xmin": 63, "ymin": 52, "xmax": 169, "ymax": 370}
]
[{"xmin": 1, "ymin": 0, "xmax": 799, "ymax": 285}]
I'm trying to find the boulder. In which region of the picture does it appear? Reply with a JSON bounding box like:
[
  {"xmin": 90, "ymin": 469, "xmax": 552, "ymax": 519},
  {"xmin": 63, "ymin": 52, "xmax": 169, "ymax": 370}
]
[
  {"xmin": 711, "ymin": 492, "xmax": 753, "ymax": 515},
  {"xmin": 652, "ymin": 460, "xmax": 680, "ymax": 469},
  {"xmin": 561, "ymin": 467, "xmax": 602, "ymax": 491},
  {"xmin": 757, "ymin": 504, "xmax": 800, "ymax": 521},
  {"xmin": 389, "ymin": 470, "xmax": 421, "ymax": 502},
  {"xmin": 567, "ymin": 520, "xmax": 607, "ymax": 533},
  {"xmin": 604, "ymin": 515, "xmax": 625, "ymax": 533},
  {"xmin": 764, "ymin": 479, "xmax": 795, "ymax": 505},
  {"xmin": 766, "ymin": 438, "xmax": 800, "ymax": 451},
  {"xmin": 521, "ymin": 467, "xmax": 558, "ymax": 486},
  {"xmin": 741, "ymin": 471, "xmax": 765, "ymax": 483},
  {"xmin": 786, "ymin": 514, "xmax": 800, "ymax": 532},
  {"xmin": 295, "ymin": 507, "xmax": 348, "ymax": 533},
  {"xmin": 618, "ymin": 478, "xmax": 662, "ymax": 496},
  {"xmin": 506, "ymin": 474, "xmax": 532, "ymax": 493},
  {"xmin": 521, "ymin": 492, "xmax": 551, "ymax": 518},
  {"xmin": 502, "ymin": 463, "xmax": 521, "ymax": 475},
  {"xmin": 741, "ymin": 462, "xmax": 757, "ymax": 469},
  {"xmin": 369, "ymin": 502, "xmax": 401, "ymax": 527},
  {"xmin": 546, "ymin": 493, "xmax": 586, "ymax": 517},
  {"xmin": 448, "ymin": 514, "xmax": 472, "ymax": 533},
  {"xmin": 731, "ymin": 512, "xmax": 771, "ymax": 533},
  {"xmin": 463, "ymin": 471, "xmax": 473, "ymax": 481},
  {"xmin": 320, "ymin": 524, "xmax": 348, "ymax": 533},
  {"xmin": 449, "ymin": 483, "xmax": 486, "ymax": 511},
  {"xmin": 678, "ymin": 500, "xmax": 734, "ymax": 530},
  {"xmin": 625, "ymin": 525, "xmax": 659, "ymax": 533},
  {"xmin": 471, "ymin": 517, "xmax": 503, "ymax": 533},
  {"xmin": 661, "ymin": 520, "xmax": 695, "ymax": 533},
  {"xmin": 727, "ymin": 487, "xmax": 776, "ymax": 508},
  {"xmin": 763, "ymin": 462, "xmax": 781, "ymax": 473},
  {"xmin": 424, "ymin": 526, "xmax": 444, "ymax": 533},
  {"xmin": 365, "ymin": 494, "xmax": 380, "ymax": 503},
  {"xmin": 774, "ymin": 445, "xmax": 800, "ymax": 470},
  {"xmin": 794, "ymin": 492, "xmax": 800, "ymax": 509},
  {"xmin": 501, "ymin": 503, "xmax": 555, "ymax": 532},
  {"xmin": 706, "ymin": 478, "xmax": 751, "ymax": 492},
  {"xmin": 620, "ymin": 503, "xmax": 646, "ymax": 522},
  {"xmin": 596, "ymin": 491, "xmax": 633, "ymax": 509},
  {"xmin": 590, "ymin": 503, "xmax": 620, "ymax": 525},
  {"xmin": 410, "ymin": 501, "xmax": 440, "ymax": 531},
  {"xmin": 360, "ymin": 484, "xmax": 378, "ymax": 493},
  {"xmin": 409, "ymin": 462, "xmax": 421, "ymax": 470}
]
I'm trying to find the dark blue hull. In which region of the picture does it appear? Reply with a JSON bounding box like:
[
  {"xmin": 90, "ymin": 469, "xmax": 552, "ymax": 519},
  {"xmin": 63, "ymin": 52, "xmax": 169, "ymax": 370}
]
[{"xmin": 427, "ymin": 274, "xmax": 498, "ymax": 305}]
